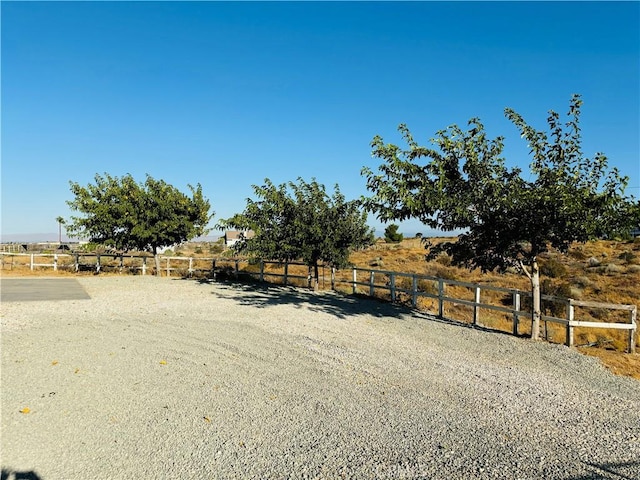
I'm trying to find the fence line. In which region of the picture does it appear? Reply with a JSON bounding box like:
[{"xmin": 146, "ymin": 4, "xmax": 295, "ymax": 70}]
[
  {"xmin": 336, "ymin": 267, "xmax": 637, "ymax": 353},
  {"xmin": 0, "ymin": 253, "xmax": 314, "ymax": 286},
  {"xmin": 1, "ymin": 253, "xmax": 636, "ymax": 352}
]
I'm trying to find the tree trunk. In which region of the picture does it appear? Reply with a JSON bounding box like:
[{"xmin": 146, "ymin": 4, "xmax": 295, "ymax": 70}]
[
  {"xmin": 153, "ymin": 246, "xmax": 161, "ymax": 277},
  {"xmin": 313, "ymin": 263, "xmax": 319, "ymax": 292},
  {"xmin": 530, "ymin": 258, "xmax": 541, "ymax": 341}
]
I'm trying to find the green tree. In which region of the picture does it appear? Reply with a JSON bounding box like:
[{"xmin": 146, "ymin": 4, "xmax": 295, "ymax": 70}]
[
  {"xmin": 362, "ymin": 95, "xmax": 637, "ymax": 340},
  {"xmin": 66, "ymin": 173, "xmax": 212, "ymax": 275},
  {"xmin": 219, "ymin": 178, "xmax": 374, "ymax": 290},
  {"xmin": 384, "ymin": 224, "xmax": 403, "ymax": 243}
]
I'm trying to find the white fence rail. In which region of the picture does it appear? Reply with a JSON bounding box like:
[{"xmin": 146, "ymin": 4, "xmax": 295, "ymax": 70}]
[{"xmin": 2, "ymin": 253, "xmax": 636, "ymax": 352}]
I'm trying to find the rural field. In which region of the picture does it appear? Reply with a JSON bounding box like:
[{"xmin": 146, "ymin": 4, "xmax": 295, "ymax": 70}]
[{"xmin": 1, "ymin": 276, "xmax": 639, "ymax": 479}]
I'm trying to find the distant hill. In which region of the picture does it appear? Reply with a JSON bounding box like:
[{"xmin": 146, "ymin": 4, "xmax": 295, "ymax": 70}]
[
  {"xmin": 0, "ymin": 233, "xmax": 222, "ymax": 244},
  {"xmin": 0, "ymin": 233, "xmax": 76, "ymax": 243}
]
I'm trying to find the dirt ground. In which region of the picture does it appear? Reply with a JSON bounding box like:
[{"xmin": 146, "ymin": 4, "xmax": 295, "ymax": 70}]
[{"xmin": 1, "ymin": 265, "xmax": 638, "ymax": 382}]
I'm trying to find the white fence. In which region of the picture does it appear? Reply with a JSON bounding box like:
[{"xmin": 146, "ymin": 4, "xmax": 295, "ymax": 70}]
[
  {"xmin": 1, "ymin": 253, "xmax": 636, "ymax": 353},
  {"xmin": 336, "ymin": 267, "xmax": 637, "ymax": 353},
  {"xmin": 1, "ymin": 252, "xmax": 153, "ymax": 274}
]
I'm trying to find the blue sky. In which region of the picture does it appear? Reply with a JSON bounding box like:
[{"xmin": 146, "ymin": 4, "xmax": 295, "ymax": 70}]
[{"xmin": 2, "ymin": 1, "xmax": 639, "ymax": 241}]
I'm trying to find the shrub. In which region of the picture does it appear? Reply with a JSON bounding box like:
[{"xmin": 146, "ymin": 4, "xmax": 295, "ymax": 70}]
[
  {"xmin": 590, "ymin": 308, "xmax": 611, "ymax": 320},
  {"xmin": 540, "ymin": 257, "xmax": 567, "ymax": 278},
  {"xmin": 627, "ymin": 265, "xmax": 640, "ymax": 274},
  {"xmin": 605, "ymin": 263, "xmax": 624, "ymax": 275},
  {"xmin": 395, "ymin": 276, "xmax": 412, "ymax": 290},
  {"xmin": 570, "ymin": 287, "xmax": 583, "ymax": 299},
  {"xmin": 435, "ymin": 253, "xmax": 452, "ymax": 266},
  {"xmin": 541, "ymin": 280, "xmax": 572, "ymax": 317},
  {"xmin": 433, "ymin": 265, "xmax": 457, "ymax": 281},
  {"xmin": 369, "ymin": 257, "xmax": 384, "ymax": 267},
  {"xmin": 571, "ymin": 276, "xmax": 592, "ymax": 288},
  {"xmin": 418, "ymin": 279, "xmax": 438, "ymax": 295},
  {"xmin": 618, "ymin": 251, "xmax": 636, "ymax": 264},
  {"xmin": 568, "ymin": 248, "xmax": 587, "ymax": 261},
  {"xmin": 587, "ymin": 257, "xmax": 601, "ymax": 267},
  {"xmin": 209, "ymin": 242, "xmax": 224, "ymax": 255}
]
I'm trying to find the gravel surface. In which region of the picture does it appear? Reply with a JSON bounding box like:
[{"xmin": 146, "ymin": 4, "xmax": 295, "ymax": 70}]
[{"xmin": 1, "ymin": 276, "xmax": 639, "ymax": 479}]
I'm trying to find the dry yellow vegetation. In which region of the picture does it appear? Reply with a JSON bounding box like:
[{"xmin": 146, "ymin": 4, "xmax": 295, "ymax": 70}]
[{"xmin": 345, "ymin": 236, "xmax": 640, "ymax": 380}]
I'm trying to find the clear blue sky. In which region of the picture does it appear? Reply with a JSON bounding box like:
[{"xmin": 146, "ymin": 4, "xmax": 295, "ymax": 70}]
[{"xmin": 2, "ymin": 1, "xmax": 639, "ymax": 241}]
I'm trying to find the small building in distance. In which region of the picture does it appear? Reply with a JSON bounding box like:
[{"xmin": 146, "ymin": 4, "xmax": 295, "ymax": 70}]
[{"xmin": 224, "ymin": 230, "xmax": 255, "ymax": 248}]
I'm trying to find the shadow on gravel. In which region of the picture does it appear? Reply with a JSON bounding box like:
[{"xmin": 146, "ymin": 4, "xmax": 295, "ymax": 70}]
[
  {"xmin": 182, "ymin": 278, "xmax": 411, "ymax": 320},
  {"xmin": 565, "ymin": 460, "xmax": 640, "ymax": 480},
  {"xmin": 1, "ymin": 469, "xmax": 43, "ymax": 480},
  {"xmin": 180, "ymin": 279, "xmax": 528, "ymax": 342}
]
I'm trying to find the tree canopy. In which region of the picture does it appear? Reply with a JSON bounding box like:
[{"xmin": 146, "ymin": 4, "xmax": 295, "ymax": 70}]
[
  {"xmin": 219, "ymin": 178, "xmax": 374, "ymax": 290},
  {"xmin": 384, "ymin": 224, "xmax": 403, "ymax": 243},
  {"xmin": 66, "ymin": 173, "xmax": 212, "ymax": 273},
  {"xmin": 362, "ymin": 95, "xmax": 638, "ymax": 339}
]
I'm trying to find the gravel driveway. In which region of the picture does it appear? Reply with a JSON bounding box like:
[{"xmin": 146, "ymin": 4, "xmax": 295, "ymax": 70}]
[{"xmin": 1, "ymin": 276, "xmax": 639, "ymax": 479}]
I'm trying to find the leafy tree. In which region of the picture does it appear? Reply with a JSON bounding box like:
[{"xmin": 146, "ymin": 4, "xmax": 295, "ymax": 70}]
[
  {"xmin": 384, "ymin": 224, "xmax": 404, "ymax": 243},
  {"xmin": 219, "ymin": 178, "xmax": 375, "ymax": 290},
  {"xmin": 66, "ymin": 173, "xmax": 212, "ymax": 275},
  {"xmin": 362, "ymin": 95, "xmax": 637, "ymax": 340}
]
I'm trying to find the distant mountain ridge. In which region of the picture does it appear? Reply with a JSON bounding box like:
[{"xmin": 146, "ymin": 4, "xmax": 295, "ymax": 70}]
[
  {"xmin": 0, "ymin": 233, "xmax": 223, "ymax": 244},
  {"xmin": 0, "ymin": 233, "xmax": 72, "ymax": 243}
]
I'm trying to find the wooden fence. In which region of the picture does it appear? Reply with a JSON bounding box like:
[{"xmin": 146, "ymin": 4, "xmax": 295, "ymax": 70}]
[
  {"xmin": 336, "ymin": 267, "xmax": 637, "ymax": 353},
  {"xmin": 0, "ymin": 253, "xmax": 315, "ymax": 286},
  {"xmin": 1, "ymin": 253, "xmax": 636, "ymax": 352},
  {"xmin": 1, "ymin": 252, "xmax": 153, "ymax": 274}
]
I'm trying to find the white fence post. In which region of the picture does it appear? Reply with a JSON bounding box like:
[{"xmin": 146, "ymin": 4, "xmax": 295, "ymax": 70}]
[
  {"xmin": 53, "ymin": 254, "xmax": 58, "ymax": 272},
  {"xmin": 142, "ymin": 257, "xmax": 147, "ymax": 276},
  {"xmin": 566, "ymin": 300, "xmax": 575, "ymax": 347},
  {"xmin": 30, "ymin": 253, "xmax": 34, "ymax": 271},
  {"xmin": 473, "ymin": 286, "xmax": 481, "ymax": 326},
  {"xmin": 331, "ymin": 267, "xmax": 336, "ymax": 290},
  {"xmin": 352, "ymin": 268, "xmax": 357, "ymax": 294},
  {"xmin": 630, "ymin": 308, "xmax": 637, "ymax": 354},
  {"xmin": 513, "ymin": 292, "xmax": 520, "ymax": 336},
  {"xmin": 96, "ymin": 254, "xmax": 101, "ymax": 273},
  {"xmin": 188, "ymin": 257, "xmax": 193, "ymax": 277},
  {"xmin": 369, "ymin": 271, "xmax": 375, "ymax": 297},
  {"xmin": 166, "ymin": 258, "xmax": 170, "ymax": 277}
]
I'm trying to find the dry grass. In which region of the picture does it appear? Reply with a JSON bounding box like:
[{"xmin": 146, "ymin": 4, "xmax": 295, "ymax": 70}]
[{"xmin": 347, "ymin": 237, "xmax": 640, "ymax": 380}]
